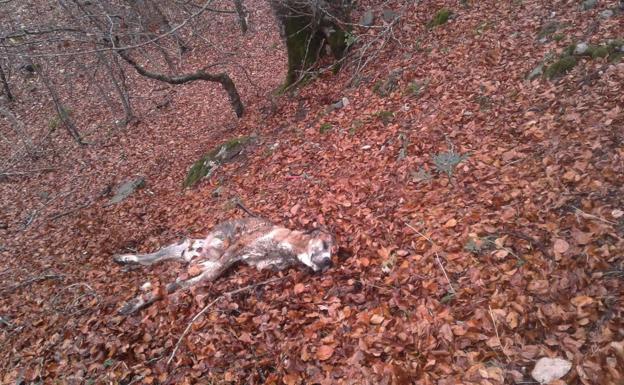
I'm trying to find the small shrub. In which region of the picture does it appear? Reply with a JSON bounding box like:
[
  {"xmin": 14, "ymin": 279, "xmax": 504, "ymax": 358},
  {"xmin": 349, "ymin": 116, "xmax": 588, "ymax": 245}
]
[
  {"xmin": 428, "ymin": 8, "xmax": 452, "ymax": 28},
  {"xmin": 412, "ymin": 166, "xmax": 432, "ymax": 182},
  {"xmin": 432, "ymin": 147, "xmax": 469, "ymax": 180},
  {"xmin": 406, "ymin": 79, "xmax": 429, "ymax": 97}
]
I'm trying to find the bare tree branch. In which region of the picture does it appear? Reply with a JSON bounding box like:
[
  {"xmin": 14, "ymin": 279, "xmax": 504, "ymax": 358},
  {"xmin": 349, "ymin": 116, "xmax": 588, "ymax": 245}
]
[{"xmin": 117, "ymin": 49, "xmax": 244, "ymax": 118}]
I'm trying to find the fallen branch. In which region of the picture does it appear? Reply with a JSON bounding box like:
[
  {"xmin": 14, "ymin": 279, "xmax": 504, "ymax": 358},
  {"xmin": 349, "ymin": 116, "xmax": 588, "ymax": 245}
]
[
  {"xmin": 0, "ymin": 168, "xmax": 56, "ymax": 177},
  {"xmin": 572, "ymin": 206, "xmax": 616, "ymax": 225},
  {"xmin": 167, "ymin": 276, "xmax": 284, "ymax": 365},
  {"xmin": 0, "ymin": 273, "xmax": 63, "ymax": 294},
  {"xmin": 405, "ymin": 222, "xmax": 456, "ymax": 294}
]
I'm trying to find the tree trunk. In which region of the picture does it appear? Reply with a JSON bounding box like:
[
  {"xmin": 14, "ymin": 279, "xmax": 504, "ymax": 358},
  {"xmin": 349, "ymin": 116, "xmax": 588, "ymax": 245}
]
[
  {"xmin": 272, "ymin": 0, "xmax": 350, "ymax": 86},
  {"xmin": 233, "ymin": 0, "xmax": 248, "ymax": 33},
  {"xmin": 0, "ymin": 62, "xmax": 13, "ymax": 101},
  {"xmin": 36, "ymin": 61, "xmax": 84, "ymax": 145}
]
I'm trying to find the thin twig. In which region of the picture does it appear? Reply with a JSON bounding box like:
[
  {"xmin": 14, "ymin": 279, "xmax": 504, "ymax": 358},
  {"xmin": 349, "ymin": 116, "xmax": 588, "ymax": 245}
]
[
  {"xmin": 167, "ymin": 277, "xmax": 284, "ymax": 365},
  {"xmin": 0, "ymin": 274, "xmax": 63, "ymax": 293},
  {"xmin": 405, "ymin": 222, "xmax": 456, "ymax": 294},
  {"xmin": 488, "ymin": 305, "xmax": 510, "ymax": 362},
  {"xmin": 572, "ymin": 206, "xmax": 616, "ymax": 225}
]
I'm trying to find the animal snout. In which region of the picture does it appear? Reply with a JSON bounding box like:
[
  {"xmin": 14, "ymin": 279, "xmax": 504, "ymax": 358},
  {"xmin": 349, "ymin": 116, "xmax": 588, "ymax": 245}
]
[{"xmin": 319, "ymin": 258, "xmax": 333, "ymax": 270}]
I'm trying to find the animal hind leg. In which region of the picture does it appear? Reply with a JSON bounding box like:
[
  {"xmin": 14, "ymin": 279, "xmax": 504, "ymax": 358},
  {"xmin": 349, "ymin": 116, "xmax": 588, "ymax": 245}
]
[
  {"xmin": 118, "ymin": 259, "xmax": 234, "ymax": 315},
  {"xmin": 114, "ymin": 238, "xmax": 207, "ymax": 266}
]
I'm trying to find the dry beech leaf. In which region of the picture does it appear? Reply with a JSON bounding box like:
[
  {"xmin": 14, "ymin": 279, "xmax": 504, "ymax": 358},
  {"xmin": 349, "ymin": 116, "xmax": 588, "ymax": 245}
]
[
  {"xmin": 283, "ymin": 373, "xmax": 300, "ymax": 385},
  {"xmin": 293, "ymin": 283, "xmax": 305, "ymax": 294},
  {"xmin": 370, "ymin": 314, "xmax": 384, "ymax": 325},
  {"xmin": 571, "ymin": 228, "xmax": 592, "ymax": 245},
  {"xmin": 316, "ymin": 345, "xmax": 334, "ymax": 361},
  {"xmin": 570, "ymin": 295, "xmax": 593, "ymax": 307},
  {"xmin": 553, "ymin": 239, "xmax": 569, "ymax": 254},
  {"xmin": 444, "ymin": 218, "xmax": 457, "ymax": 228}
]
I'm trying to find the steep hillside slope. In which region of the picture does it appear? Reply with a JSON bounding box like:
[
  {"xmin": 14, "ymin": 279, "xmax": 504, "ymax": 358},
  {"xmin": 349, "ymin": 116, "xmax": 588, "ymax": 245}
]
[{"xmin": 1, "ymin": 0, "xmax": 623, "ymax": 384}]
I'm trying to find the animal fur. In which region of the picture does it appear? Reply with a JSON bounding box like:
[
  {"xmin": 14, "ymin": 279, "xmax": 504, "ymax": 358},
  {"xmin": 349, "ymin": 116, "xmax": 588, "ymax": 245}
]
[{"xmin": 114, "ymin": 217, "xmax": 334, "ymax": 314}]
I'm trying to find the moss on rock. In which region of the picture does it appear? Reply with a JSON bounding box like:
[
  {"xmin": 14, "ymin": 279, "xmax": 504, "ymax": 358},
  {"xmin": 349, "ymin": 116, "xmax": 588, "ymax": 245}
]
[
  {"xmin": 544, "ymin": 55, "xmax": 577, "ymax": 79},
  {"xmin": 428, "ymin": 8, "xmax": 452, "ymax": 28},
  {"xmin": 183, "ymin": 136, "xmax": 252, "ymax": 188}
]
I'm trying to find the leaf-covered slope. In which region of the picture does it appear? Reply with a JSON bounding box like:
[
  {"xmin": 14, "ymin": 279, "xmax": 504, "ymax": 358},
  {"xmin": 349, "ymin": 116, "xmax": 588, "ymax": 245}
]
[{"xmin": 1, "ymin": 0, "xmax": 623, "ymax": 384}]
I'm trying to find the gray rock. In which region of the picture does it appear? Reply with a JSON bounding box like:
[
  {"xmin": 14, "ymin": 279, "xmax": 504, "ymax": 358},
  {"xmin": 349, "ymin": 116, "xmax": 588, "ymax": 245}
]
[
  {"xmin": 574, "ymin": 42, "xmax": 589, "ymax": 55},
  {"xmin": 360, "ymin": 10, "xmax": 374, "ymax": 26},
  {"xmin": 531, "ymin": 357, "xmax": 572, "ymax": 384},
  {"xmin": 600, "ymin": 9, "xmax": 614, "ymax": 18},
  {"xmin": 107, "ymin": 177, "xmax": 145, "ymax": 205},
  {"xmin": 582, "ymin": 0, "xmax": 597, "ymax": 10},
  {"xmin": 527, "ymin": 64, "xmax": 544, "ymax": 80},
  {"xmin": 382, "ymin": 9, "xmax": 399, "ymax": 23}
]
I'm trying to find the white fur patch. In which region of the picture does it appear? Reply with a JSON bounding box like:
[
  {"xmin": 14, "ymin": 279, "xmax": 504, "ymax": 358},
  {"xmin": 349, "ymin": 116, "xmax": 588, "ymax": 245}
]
[
  {"xmin": 297, "ymin": 252, "xmax": 314, "ymax": 269},
  {"xmin": 256, "ymin": 259, "xmax": 280, "ymax": 270},
  {"xmin": 200, "ymin": 260, "xmax": 221, "ymax": 271},
  {"xmin": 191, "ymin": 239, "xmax": 206, "ymax": 249},
  {"xmin": 117, "ymin": 254, "xmax": 138, "ymax": 263},
  {"xmin": 279, "ymin": 241, "xmax": 294, "ymax": 251},
  {"xmin": 141, "ymin": 281, "xmax": 152, "ymax": 291},
  {"xmin": 257, "ymin": 228, "xmax": 279, "ymax": 243},
  {"xmin": 208, "ymin": 238, "xmax": 223, "ymax": 248}
]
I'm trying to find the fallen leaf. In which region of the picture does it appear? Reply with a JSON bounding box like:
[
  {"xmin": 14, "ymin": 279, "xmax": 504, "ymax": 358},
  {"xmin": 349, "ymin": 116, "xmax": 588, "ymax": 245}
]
[
  {"xmin": 293, "ymin": 283, "xmax": 305, "ymax": 294},
  {"xmin": 283, "ymin": 373, "xmax": 300, "ymax": 385},
  {"xmin": 553, "ymin": 239, "xmax": 569, "ymax": 254},
  {"xmin": 571, "ymin": 228, "xmax": 592, "ymax": 245},
  {"xmin": 316, "ymin": 345, "xmax": 334, "ymax": 361},
  {"xmin": 570, "ymin": 295, "xmax": 593, "ymax": 307},
  {"xmin": 370, "ymin": 314, "xmax": 384, "ymax": 325},
  {"xmin": 444, "ymin": 218, "xmax": 457, "ymax": 228}
]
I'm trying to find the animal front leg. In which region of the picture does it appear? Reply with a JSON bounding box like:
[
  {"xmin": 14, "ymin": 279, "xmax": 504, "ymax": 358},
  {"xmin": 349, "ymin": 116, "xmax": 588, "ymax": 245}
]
[{"xmin": 114, "ymin": 238, "xmax": 208, "ymax": 266}]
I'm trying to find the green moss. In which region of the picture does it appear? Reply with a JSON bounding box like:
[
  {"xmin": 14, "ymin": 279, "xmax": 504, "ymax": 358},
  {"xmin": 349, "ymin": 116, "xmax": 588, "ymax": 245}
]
[
  {"xmin": 183, "ymin": 136, "xmax": 252, "ymax": 188},
  {"xmin": 563, "ymin": 44, "xmax": 576, "ymax": 56},
  {"xmin": 589, "ymin": 45, "xmax": 610, "ymax": 58},
  {"xmin": 406, "ymin": 79, "xmax": 429, "ymax": 97},
  {"xmin": 374, "ymin": 110, "xmax": 394, "ymax": 125},
  {"xmin": 428, "ymin": 8, "xmax": 452, "ymax": 28},
  {"xmin": 319, "ymin": 123, "xmax": 333, "ymax": 133},
  {"xmin": 610, "ymin": 52, "xmax": 624, "ymax": 63},
  {"xmin": 537, "ymin": 21, "xmax": 558, "ymax": 39},
  {"xmin": 326, "ymin": 28, "xmax": 348, "ymax": 58},
  {"xmin": 553, "ymin": 34, "xmax": 565, "ymax": 42},
  {"xmin": 544, "ymin": 55, "xmax": 577, "ymax": 79}
]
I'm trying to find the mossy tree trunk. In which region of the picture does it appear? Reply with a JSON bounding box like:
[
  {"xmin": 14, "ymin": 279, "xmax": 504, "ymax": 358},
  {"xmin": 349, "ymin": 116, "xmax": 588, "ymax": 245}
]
[{"xmin": 274, "ymin": 0, "xmax": 350, "ymax": 86}]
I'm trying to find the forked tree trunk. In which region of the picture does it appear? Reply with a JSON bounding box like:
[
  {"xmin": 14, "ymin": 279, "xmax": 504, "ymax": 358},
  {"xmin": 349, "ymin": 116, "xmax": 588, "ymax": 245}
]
[{"xmin": 272, "ymin": 0, "xmax": 350, "ymax": 86}]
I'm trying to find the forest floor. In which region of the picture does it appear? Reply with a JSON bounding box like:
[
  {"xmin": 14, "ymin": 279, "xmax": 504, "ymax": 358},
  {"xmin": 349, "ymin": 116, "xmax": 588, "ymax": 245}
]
[{"xmin": 1, "ymin": 0, "xmax": 623, "ymax": 384}]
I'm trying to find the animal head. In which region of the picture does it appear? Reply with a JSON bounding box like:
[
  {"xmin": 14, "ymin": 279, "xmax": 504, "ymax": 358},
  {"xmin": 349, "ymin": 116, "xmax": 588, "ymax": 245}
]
[{"xmin": 298, "ymin": 229, "xmax": 334, "ymax": 272}]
